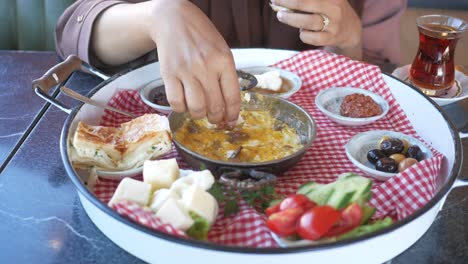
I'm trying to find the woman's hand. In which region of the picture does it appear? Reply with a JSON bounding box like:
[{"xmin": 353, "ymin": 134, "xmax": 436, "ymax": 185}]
[
  {"xmin": 149, "ymin": 0, "xmax": 240, "ymax": 125},
  {"xmin": 272, "ymin": 0, "xmax": 362, "ymax": 60}
]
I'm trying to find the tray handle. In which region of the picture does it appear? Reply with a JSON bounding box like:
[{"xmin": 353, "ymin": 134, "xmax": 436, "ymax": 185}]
[{"xmin": 32, "ymin": 55, "xmax": 109, "ymax": 114}]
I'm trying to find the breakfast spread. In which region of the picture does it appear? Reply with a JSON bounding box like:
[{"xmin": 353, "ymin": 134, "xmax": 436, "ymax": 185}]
[
  {"xmin": 340, "ymin": 93, "xmax": 382, "ymax": 118},
  {"xmin": 71, "ymin": 114, "xmax": 172, "ymax": 171},
  {"xmin": 77, "ymin": 50, "xmax": 443, "ymax": 250}
]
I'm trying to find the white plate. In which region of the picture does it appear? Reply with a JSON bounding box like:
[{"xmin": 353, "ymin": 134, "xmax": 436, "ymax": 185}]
[
  {"xmin": 96, "ymin": 167, "xmax": 143, "ymax": 180},
  {"xmin": 345, "ymin": 130, "xmax": 433, "ymax": 181},
  {"xmin": 392, "ymin": 64, "xmax": 468, "ymax": 106},
  {"xmin": 315, "ymin": 87, "xmax": 389, "ymax": 126},
  {"xmin": 240, "ymin": 66, "xmax": 302, "ymax": 99}
]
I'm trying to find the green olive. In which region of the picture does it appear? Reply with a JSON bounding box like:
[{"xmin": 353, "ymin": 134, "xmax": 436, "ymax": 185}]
[
  {"xmin": 398, "ymin": 158, "xmax": 418, "ymax": 172},
  {"xmin": 390, "ymin": 153, "xmax": 406, "ymax": 165}
]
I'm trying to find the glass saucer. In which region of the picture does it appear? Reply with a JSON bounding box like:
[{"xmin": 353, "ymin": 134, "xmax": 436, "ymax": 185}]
[{"xmin": 392, "ymin": 65, "xmax": 468, "ymax": 106}]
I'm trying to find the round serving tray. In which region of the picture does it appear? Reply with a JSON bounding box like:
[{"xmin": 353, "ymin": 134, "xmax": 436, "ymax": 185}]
[{"xmin": 42, "ymin": 49, "xmax": 465, "ymax": 264}]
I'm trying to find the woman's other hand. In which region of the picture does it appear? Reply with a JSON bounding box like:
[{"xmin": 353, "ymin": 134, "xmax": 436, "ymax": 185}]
[
  {"xmin": 149, "ymin": 0, "xmax": 240, "ymax": 125},
  {"xmin": 272, "ymin": 0, "xmax": 362, "ymax": 60}
]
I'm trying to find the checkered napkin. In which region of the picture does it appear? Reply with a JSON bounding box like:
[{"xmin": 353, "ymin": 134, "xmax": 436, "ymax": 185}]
[{"xmin": 93, "ymin": 50, "xmax": 443, "ymax": 247}]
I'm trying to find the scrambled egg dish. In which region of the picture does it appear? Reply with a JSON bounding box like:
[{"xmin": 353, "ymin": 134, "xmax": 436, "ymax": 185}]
[{"xmin": 174, "ymin": 110, "xmax": 303, "ymax": 162}]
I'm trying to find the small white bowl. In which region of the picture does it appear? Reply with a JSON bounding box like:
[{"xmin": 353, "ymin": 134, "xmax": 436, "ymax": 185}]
[
  {"xmin": 139, "ymin": 78, "xmax": 172, "ymax": 114},
  {"xmin": 315, "ymin": 87, "xmax": 389, "ymax": 126},
  {"xmin": 345, "ymin": 130, "xmax": 433, "ymax": 181},
  {"xmin": 240, "ymin": 66, "xmax": 302, "ymax": 99}
]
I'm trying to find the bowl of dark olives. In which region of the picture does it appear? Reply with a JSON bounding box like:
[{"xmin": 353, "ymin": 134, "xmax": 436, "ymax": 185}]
[
  {"xmin": 140, "ymin": 78, "xmax": 172, "ymax": 114},
  {"xmin": 345, "ymin": 130, "xmax": 433, "ymax": 181}
]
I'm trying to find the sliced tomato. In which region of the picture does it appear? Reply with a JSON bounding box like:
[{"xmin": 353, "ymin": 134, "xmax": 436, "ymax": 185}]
[
  {"xmin": 279, "ymin": 194, "xmax": 316, "ymax": 211},
  {"xmin": 265, "ymin": 202, "xmax": 281, "ymax": 216},
  {"xmin": 266, "ymin": 207, "xmax": 304, "ymax": 237},
  {"xmin": 325, "ymin": 203, "xmax": 363, "ymax": 237},
  {"xmin": 297, "ymin": 205, "xmax": 341, "ymax": 240}
]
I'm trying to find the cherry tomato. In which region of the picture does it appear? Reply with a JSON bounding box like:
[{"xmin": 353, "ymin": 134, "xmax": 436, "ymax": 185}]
[
  {"xmin": 325, "ymin": 203, "xmax": 363, "ymax": 237},
  {"xmin": 279, "ymin": 194, "xmax": 316, "ymax": 211},
  {"xmin": 297, "ymin": 205, "xmax": 341, "ymax": 240},
  {"xmin": 265, "ymin": 202, "xmax": 281, "ymax": 216},
  {"xmin": 266, "ymin": 207, "xmax": 304, "ymax": 237}
]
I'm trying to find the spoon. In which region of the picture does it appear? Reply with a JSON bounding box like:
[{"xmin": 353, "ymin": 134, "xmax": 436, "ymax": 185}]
[
  {"xmin": 61, "ymin": 86, "xmax": 137, "ymax": 118},
  {"xmin": 237, "ymin": 70, "xmax": 258, "ymax": 91}
]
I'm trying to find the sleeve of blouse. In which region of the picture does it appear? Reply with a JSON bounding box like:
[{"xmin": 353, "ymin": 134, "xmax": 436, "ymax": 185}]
[
  {"xmin": 54, "ymin": 0, "xmax": 127, "ymax": 64},
  {"xmin": 360, "ymin": 0, "xmax": 408, "ymax": 66}
]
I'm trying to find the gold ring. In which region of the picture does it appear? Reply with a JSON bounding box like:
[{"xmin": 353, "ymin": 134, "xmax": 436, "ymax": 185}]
[{"xmin": 319, "ymin": 13, "xmax": 330, "ymax": 32}]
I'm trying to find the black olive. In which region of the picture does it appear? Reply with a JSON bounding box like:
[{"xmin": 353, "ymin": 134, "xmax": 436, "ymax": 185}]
[
  {"xmin": 375, "ymin": 157, "xmax": 398, "ymax": 173},
  {"xmin": 148, "ymin": 86, "xmax": 169, "ymax": 106},
  {"xmin": 367, "ymin": 149, "xmax": 386, "ymax": 164},
  {"xmin": 407, "ymin": 145, "xmax": 423, "ymax": 161},
  {"xmin": 380, "ymin": 138, "xmax": 404, "ymax": 155}
]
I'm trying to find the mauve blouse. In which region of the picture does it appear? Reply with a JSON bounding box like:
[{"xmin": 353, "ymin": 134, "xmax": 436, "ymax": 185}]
[{"xmin": 55, "ymin": 0, "xmax": 407, "ymax": 73}]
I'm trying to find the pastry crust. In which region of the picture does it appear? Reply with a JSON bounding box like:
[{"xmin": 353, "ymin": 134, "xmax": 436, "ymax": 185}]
[{"xmin": 71, "ymin": 114, "xmax": 172, "ymax": 170}]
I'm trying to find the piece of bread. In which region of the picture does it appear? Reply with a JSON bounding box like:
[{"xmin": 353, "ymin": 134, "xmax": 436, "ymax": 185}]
[
  {"xmin": 72, "ymin": 122, "xmax": 122, "ymax": 170},
  {"xmin": 71, "ymin": 114, "xmax": 172, "ymax": 171},
  {"xmin": 119, "ymin": 114, "xmax": 172, "ymax": 169}
]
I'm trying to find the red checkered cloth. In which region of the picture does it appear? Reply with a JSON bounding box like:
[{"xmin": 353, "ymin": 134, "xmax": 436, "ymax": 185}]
[{"xmin": 93, "ymin": 50, "xmax": 443, "ymax": 247}]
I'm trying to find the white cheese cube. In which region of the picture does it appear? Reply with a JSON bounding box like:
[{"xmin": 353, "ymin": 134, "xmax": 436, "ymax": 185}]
[
  {"xmin": 149, "ymin": 188, "xmax": 180, "ymax": 213},
  {"xmin": 181, "ymin": 185, "xmax": 219, "ymax": 225},
  {"xmin": 170, "ymin": 170, "xmax": 215, "ymax": 196},
  {"xmin": 186, "ymin": 170, "xmax": 215, "ymax": 191},
  {"xmin": 156, "ymin": 197, "xmax": 194, "ymax": 231},
  {"xmin": 108, "ymin": 178, "xmax": 152, "ymax": 207},
  {"xmin": 170, "ymin": 177, "xmax": 193, "ymax": 196},
  {"xmin": 143, "ymin": 158, "xmax": 180, "ymax": 191}
]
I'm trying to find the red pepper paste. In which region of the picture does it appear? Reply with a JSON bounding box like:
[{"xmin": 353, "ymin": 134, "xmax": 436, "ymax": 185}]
[{"xmin": 340, "ymin": 93, "xmax": 382, "ymax": 118}]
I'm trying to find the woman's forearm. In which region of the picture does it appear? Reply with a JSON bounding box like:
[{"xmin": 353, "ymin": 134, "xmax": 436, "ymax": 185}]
[{"xmin": 91, "ymin": 1, "xmax": 156, "ymax": 66}]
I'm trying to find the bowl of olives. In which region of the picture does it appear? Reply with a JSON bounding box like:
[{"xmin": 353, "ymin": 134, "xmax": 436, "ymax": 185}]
[{"xmin": 345, "ymin": 130, "xmax": 433, "ymax": 181}]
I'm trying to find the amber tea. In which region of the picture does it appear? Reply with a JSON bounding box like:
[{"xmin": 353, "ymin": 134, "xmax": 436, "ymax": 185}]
[{"xmin": 409, "ymin": 15, "xmax": 467, "ymax": 96}]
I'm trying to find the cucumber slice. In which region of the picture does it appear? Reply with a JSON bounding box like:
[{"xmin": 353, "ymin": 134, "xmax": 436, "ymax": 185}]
[
  {"xmin": 342, "ymin": 176, "xmax": 372, "ymax": 202},
  {"xmin": 337, "ymin": 217, "xmax": 393, "ymax": 241},
  {"xmin": 297, "ymin": 181, "xmax": 322, "ymax": 195},
  {"xmin": 361, "ymin": 205, "xmax": 376, "ymax": 224},
  {"xmin": 306, "ymin": 186, "xmax": 335, "ymax": 205},
  {"xmin": 327, "ymin": 190, "xmax": 356, "ymax": 209}
]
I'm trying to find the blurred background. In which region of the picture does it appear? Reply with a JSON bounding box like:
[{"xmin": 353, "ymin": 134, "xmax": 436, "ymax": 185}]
[{"xmin": 0, "ymin": 0, "xmax": 466, "ymax": 67}]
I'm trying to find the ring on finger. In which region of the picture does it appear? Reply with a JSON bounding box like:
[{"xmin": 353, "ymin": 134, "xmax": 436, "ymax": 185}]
[{"xmin": 318, "ymin": 13, "xmax": 330, "ymax": 32}]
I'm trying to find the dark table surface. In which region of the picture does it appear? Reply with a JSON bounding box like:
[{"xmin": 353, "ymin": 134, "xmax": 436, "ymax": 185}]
[{"xmin": 0, "ymin": 51, "xmax": 467, "ymax": 264}]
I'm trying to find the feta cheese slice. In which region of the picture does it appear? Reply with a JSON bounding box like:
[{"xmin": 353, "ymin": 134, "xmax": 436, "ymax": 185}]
[
  {"xmin": 108, "ymin": 177, "xmax": 152, "ymax": 207},
  {"xmin": 156, "ymin": 197, "xmax": 194, "ymax": 231},
  {"xmin": 143, "ymin": 158, "xmax": 180, "ymax": 191},
  {"xmin": 149, "ymin": 188, "xmax": 180, "ymax": 213},
  {"xmin": 181, "ymin": 185, "xmax": 219, "ymax": 225},
  {"xmin": 254, "ymin": 70, "xmax": 283, "ymax": 91}
]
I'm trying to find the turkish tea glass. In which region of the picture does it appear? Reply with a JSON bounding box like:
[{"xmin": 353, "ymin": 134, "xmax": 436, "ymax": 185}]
[{"xmin": 409, "ymin": 15, "xmax": 467, "ymax": 96}]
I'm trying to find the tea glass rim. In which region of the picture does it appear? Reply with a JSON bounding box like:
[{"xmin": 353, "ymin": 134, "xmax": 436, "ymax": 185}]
[{"xmin": 416, "ymin": 14, "xmax": 467, "ymax": 34}]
